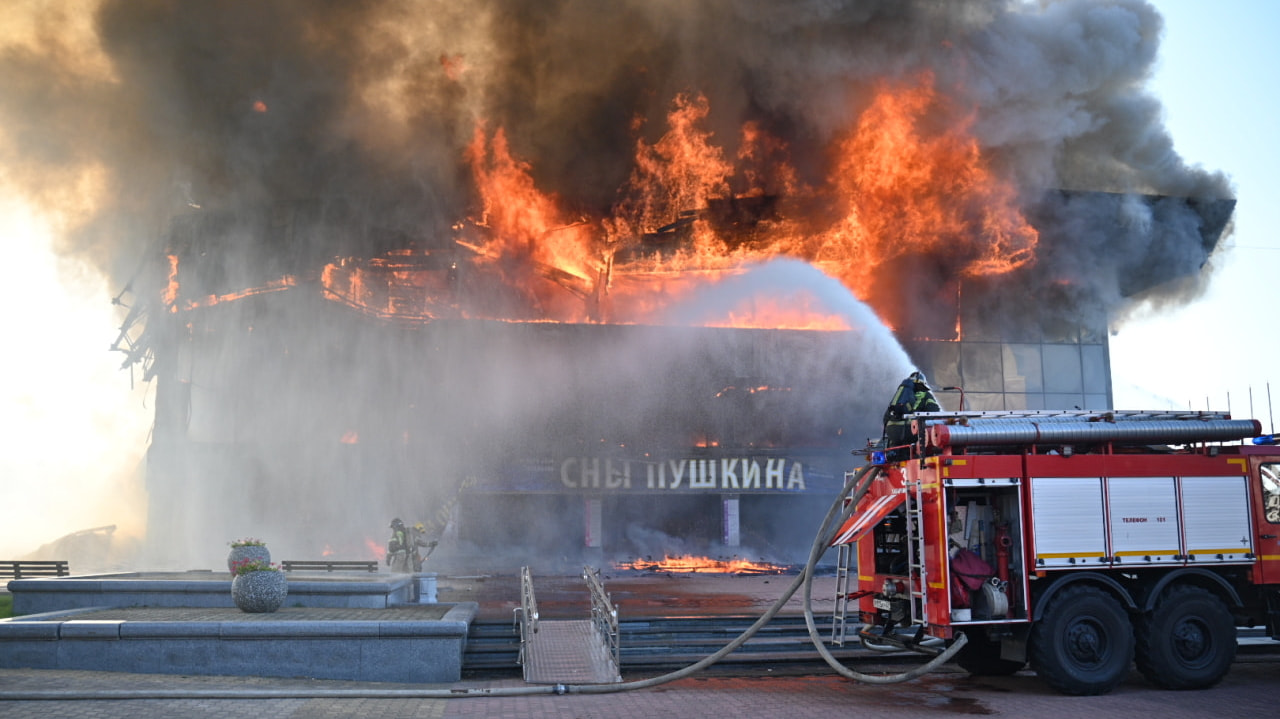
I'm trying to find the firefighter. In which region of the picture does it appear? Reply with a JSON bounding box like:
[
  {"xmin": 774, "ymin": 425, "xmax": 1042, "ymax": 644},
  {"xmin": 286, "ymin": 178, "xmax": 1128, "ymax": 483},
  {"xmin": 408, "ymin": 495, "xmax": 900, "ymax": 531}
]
[
  {"xmin": 410, "ymin": 522, "xmax": 439, "ymax": 572},
  {"xmin": 386, "ymin": 518, "xmax": 411, "ymax": 573},
  {"xmin": 881, "ymin": 371, "xmax": 941, "ymax": 460}
]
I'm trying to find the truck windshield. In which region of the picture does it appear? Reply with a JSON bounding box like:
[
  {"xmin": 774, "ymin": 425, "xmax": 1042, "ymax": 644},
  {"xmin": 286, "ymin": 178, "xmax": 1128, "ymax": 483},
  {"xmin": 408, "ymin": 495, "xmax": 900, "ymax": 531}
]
[{"xmin": 1262, "ymin": 463, "xmax": 1280, "ymax": 524}]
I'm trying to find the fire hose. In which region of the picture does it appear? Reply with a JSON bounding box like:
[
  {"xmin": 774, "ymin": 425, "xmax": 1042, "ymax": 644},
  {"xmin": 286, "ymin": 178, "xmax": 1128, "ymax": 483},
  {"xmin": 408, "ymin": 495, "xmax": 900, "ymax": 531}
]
[{"xmin": 1, "ymin": 464, "xmax": 966, "ymax": 701}]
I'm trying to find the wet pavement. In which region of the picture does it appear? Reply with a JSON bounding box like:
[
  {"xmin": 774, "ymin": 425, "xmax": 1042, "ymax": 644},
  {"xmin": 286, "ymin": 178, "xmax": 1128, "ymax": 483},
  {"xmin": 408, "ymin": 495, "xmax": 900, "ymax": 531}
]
[
  {"xmin": 436, "ymin": 570, "xmax": 840, "ymax": 621},
  {"xmin": 3, "ymin": 573, "xmax": 1277, "ymax": 717},
  {"xmin": 1, "ymin": 660, "xmax": 1276, "ymax": 718}
]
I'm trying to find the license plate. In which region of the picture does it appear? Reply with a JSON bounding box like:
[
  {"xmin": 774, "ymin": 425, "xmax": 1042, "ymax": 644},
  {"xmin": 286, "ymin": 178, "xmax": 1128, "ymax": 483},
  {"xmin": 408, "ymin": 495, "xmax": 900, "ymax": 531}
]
[{"xmin": 873, "ymin": 598, "xmax": 892, "ymax": 611}]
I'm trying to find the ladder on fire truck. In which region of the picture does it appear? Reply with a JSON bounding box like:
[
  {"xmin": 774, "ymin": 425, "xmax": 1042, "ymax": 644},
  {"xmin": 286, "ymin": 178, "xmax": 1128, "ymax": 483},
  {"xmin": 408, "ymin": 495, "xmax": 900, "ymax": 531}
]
[
  {"xmin": 831, "ymin": 473, "xmax": 928, "ymax": 645},
  {"xmin": 904, "ymin": 476, "xmax": 929, "ymax": 628},
  {"xmin": 832, "ymin": 541, "xmax": 855, "ymax": 645}
]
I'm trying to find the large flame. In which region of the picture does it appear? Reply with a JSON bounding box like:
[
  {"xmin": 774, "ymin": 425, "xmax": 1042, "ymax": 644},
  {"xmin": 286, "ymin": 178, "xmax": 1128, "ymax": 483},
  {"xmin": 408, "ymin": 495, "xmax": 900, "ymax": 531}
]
[
  {"xmin": 171, "ymin": 78, "xmax": 1037, "ymax": 335},
  {"xmin": 814, "ymin": 73, "xmax": 1038, "ymax": 301},
  {"xmin": 605, "ymin": 92, "xmax": 734, "ymax": 254}
]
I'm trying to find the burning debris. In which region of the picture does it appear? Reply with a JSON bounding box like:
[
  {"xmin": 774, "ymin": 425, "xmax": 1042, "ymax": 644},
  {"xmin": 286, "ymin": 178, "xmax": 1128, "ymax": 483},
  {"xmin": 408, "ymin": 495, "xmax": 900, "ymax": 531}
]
[{"xmin": 614, "ymin": 555, "xmax": 792, "ymax": 576}]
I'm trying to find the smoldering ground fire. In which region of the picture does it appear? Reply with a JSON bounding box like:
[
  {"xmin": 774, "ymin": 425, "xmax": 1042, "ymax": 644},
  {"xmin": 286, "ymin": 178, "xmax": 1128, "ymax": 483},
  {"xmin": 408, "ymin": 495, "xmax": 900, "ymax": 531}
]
[{"xmin": 0, "ymin": 1, "xmax": 1233, "ymax": 569}]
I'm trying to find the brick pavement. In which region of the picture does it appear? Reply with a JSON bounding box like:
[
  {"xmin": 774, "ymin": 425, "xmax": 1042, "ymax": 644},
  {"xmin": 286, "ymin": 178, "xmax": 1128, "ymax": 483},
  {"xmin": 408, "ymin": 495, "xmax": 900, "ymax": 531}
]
[{"xmin": 1, "ymin": 661, "xmax": 1276, "ymax": 718}]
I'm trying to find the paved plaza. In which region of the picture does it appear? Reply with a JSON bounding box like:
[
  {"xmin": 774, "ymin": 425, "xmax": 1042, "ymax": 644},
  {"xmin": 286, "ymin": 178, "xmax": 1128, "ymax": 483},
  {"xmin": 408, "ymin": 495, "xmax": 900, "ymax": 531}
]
[{"xmin": 1, "ymin": 660, "xmax": 1276, "ymax": 718}]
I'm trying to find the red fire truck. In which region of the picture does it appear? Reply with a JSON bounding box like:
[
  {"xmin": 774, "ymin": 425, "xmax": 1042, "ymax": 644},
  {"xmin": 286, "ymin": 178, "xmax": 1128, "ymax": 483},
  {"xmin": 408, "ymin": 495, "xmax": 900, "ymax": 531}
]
[{"xmin": 829, "ymin": 409, "xmax": 1280, "ymax": 695}]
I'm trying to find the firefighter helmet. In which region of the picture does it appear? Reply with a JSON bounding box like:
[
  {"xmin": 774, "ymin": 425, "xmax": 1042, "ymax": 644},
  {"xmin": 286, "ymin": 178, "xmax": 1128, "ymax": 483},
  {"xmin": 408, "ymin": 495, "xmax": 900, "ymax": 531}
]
[
  {"xmin": 390, "ymin": 518, "xmax": 404, "ymax": 529},
  {"xmin": 414, "ymin": 522, "xmax": 425, "ymax": 532}
]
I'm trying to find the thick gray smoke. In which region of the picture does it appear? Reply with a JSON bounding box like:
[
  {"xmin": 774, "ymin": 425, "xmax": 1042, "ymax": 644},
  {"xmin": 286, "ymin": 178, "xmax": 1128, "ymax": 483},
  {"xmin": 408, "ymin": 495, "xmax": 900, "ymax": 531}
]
[
  {"xmin": 0, "ymin": 1, "xmax": 1233, "ymax": 569},
  {"xmin": 0, "ymin": 1, "xmax": 1230, "ymax": 299}
]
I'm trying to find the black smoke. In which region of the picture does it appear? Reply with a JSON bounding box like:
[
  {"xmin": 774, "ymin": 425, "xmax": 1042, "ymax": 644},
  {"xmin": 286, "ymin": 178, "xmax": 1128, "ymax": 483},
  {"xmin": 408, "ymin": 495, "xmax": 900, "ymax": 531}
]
[{"xmin": 0, "ymin": 0, "xmax": 1231, "ymax": 307}]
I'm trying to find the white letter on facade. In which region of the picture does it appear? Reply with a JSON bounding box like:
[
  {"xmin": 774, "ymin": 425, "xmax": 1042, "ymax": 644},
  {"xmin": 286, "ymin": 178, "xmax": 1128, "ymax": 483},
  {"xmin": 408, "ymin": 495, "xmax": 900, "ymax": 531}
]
[
  {"xmin": 786, "ymin": 462, "xmax": 806, "ymax": 490},
  {"xmin": 561, "ymin": 458, "xmax": 578, "ymax": 488},
  {"xmin": 720, "ymin": 458, "xmax": 739, "ymax": 489},
  {"xmin": 765, "ymin": 458, "xmax": 785, "ymax": 489},
  {"xmin": 581, "ymin": 458, "xmax": 601, "ymax": 489}
]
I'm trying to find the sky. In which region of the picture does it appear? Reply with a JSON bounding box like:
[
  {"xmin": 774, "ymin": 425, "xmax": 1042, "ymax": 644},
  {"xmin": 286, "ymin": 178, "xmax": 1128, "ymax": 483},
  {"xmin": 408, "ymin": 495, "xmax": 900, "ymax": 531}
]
[
  {"xmin": 0, "ymin": 1, "xmax": 1275, "ymax": 558},
  {"xmin": 1109, "ymin": 0, "xmax": 1280, "ymax": 427}
]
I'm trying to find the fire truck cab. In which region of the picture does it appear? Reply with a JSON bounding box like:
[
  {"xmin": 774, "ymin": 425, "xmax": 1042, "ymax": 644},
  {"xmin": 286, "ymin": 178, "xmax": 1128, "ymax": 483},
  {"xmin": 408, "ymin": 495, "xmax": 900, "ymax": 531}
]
[{"xmin": 830, "ymin": 409, "xmax": 1280, "ymax": 695}]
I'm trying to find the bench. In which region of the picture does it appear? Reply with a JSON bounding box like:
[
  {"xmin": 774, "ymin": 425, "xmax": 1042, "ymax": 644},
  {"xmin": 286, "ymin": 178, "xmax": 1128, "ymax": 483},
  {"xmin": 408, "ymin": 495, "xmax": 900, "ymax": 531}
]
[
  {"xmin": 281, "ymin": 560, "xmax": 378, "ymax": 573},
  {"xmin": 0, "ymin": 560, "xmax": 69, "ymax": 579}
]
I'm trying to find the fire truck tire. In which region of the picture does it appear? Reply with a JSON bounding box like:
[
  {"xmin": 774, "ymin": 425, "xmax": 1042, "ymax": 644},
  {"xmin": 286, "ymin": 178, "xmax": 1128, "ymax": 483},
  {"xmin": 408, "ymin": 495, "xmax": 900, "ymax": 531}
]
[
  {"xmin": 1134, "ymin": 585, "xmax": 1236, "ymax": 690},
  {"xmin": 954, "ymin": 633, "xmax": 1025, "ymax": 676},
  {"xmin": 1029, "ymin": 584, "xmax": 1134, "ymax": 696}
]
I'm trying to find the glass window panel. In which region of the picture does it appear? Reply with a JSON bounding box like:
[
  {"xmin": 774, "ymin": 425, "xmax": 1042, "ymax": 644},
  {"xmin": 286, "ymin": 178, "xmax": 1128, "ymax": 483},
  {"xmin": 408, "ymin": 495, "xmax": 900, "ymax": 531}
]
[
  {"xmin": 959, "ymin": 289, "xmax": 1002, "ymax": 341},
  {"xmin": 1003, "ymin": 344, "xmax": 1044, "ymax": 394},
  {"xmin": 961, "ymin": 342, "xmax": 1004, "ymax": 392},
  {"xmin": 1003, "ymin": 393, "xmax": 1042, "ymax": 411},
  {"xmin": 1081, "ymin": 344, "xmax": 1108, "ymax": 396},
  {"xmin": 1045, "ymin": 393, "xmax": 1086, "ymax": 410},
  {"xmin": 965, "ymin": 393, "xmax": 1007, "ymax": 411},
  {"xmin": 905, "ymin": 340, "xmax": 961, "ymax": 390},
  {"xmin": 1085, "ymin": 393, "xmax": 1110, "ymax": 411},
  {"xmin": 1043, "ymin": 345, "xmax": 1083, "ymax": 394}
]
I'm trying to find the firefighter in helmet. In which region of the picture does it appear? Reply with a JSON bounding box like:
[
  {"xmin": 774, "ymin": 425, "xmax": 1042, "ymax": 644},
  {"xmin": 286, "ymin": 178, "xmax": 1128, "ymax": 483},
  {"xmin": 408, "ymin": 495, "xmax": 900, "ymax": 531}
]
[
  {"xmin": 882, "ymin": 371, "xmax": 941, "ymax": 460},
  {"xmin": 386, "ymin": 518, "xmax": 411, "ymax": 573}
]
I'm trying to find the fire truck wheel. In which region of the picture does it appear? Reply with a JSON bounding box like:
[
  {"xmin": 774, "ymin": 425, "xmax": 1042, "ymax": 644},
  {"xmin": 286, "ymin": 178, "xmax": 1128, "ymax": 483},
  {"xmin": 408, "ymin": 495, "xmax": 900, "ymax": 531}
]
[
  {"xmin": 954, "ymin": 633, "xmax": 1025, "ymax": 676},
  {"xmin": 1029, "ymin": 584, "xmax": 1134, "ymax": 696},
  {"xmin": 1134, "ymin": 584, "xmax": 1236, "ymax": 690}
]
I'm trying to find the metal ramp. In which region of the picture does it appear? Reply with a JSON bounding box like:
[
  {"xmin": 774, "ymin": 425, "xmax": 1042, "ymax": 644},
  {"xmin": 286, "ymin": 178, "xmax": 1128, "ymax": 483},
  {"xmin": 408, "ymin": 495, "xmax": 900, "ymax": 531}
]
[
  {"xmin": 516, "ymin": 566, "xmax": 621, "ymax": 685},
  {"xmin": 522, "ymin": 618, "xmax": 620, "ymax": 684}
]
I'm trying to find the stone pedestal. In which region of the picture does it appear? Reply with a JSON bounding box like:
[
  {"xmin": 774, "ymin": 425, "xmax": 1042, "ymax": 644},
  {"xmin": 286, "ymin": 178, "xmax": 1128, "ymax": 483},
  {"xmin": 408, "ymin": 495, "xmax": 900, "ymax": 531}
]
[
  {"xmin": 414, "ymin": 572, "xmax": 437, "ymax": 604},
  {"xmin": 231, "ymin": 570, "xmax": 288, "ymax": 613}
]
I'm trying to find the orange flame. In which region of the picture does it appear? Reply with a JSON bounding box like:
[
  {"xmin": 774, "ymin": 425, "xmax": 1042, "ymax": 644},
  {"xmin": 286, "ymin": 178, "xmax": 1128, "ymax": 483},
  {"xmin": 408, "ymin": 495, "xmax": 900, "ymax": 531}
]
[
  {"xmin": 614, "ymin": 554, "xmax": 788, "ymax": 574},
  {"xmin": 365, "ymin": 537, "xmax": 386, "ymax": 561},
  {"xmin": 813, "ymin": 73, "xmax": 1038, "ymax": 300},
  {"xmin": 170, "ymin": 79, "xmax": 1038, "ymax": 338},
  {"xmin": 606, "ymin": 92, "xmax": 734, "ymax": 251},
  {"xmin": 439, "ymin": 53, "xmax": 465, "ymax": 82},
  {"xmin": 182, "ymin": 276, "xmax": 298, "ymax": 311},
  {"xmin": 466, "ymin": 128, "xmax": 596, "ymax": 272},
  {"xmin": 454, "ymin": 78, "xmax": 1036, "ymax": 331},
  {"xmin": 163, "ymin": 254, "xmax": 179, "ymax": 312}
]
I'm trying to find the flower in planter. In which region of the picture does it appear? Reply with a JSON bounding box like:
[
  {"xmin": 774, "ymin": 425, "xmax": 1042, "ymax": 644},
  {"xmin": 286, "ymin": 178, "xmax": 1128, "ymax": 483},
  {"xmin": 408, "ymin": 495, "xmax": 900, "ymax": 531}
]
[
  {"xmin": 230, "ymin": 558, "xmax": 281, "ymax": 577},
  {"xmin": 230, "ymin": 558, "xmax": 288, "ymax": 613},
  {"xmin": 227, "ymin": 540, "xmax": 271, "ymax": 573}
]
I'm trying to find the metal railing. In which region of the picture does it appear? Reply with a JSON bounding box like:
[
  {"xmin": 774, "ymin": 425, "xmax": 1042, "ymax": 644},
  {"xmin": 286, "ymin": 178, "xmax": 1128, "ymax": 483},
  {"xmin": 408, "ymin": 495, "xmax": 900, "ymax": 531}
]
[
  {"xmin": 515, "ymin": 565, "xmax": 539, "ymax": 667},
  {"xmin": 583, "ymin": 565, "xmax": 620, "ymax": 671}
]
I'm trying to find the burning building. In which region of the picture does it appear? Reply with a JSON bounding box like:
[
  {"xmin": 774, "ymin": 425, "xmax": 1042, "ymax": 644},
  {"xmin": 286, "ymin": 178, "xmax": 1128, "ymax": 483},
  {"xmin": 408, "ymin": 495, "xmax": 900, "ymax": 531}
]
[
  {"xmin": 0, "ymin": 2, "xmax": 1234, "ymax": 570},
  {"xmin": 116, "ymin": 184, "xmax": 1229, "ymax": 570}
]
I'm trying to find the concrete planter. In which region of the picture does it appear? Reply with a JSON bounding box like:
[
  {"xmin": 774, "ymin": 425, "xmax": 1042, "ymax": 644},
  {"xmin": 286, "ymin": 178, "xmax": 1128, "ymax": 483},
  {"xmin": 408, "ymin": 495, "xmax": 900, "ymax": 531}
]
[
  {"xmin": 227, "ymin": 545, "xmax": 271, "ymax": 573},
  {"xmin": 231, "ymin": 570, "xmax": 288, "ymax": 613}
]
